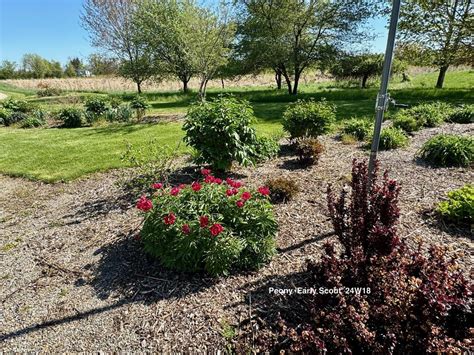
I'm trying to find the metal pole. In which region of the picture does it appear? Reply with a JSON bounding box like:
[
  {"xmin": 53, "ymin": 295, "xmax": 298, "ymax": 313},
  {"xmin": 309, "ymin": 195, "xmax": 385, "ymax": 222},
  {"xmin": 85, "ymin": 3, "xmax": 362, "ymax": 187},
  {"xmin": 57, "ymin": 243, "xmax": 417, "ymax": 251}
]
[{"xmin": 368, "ymin": 0, "xmax": 401, "ymax": 181}]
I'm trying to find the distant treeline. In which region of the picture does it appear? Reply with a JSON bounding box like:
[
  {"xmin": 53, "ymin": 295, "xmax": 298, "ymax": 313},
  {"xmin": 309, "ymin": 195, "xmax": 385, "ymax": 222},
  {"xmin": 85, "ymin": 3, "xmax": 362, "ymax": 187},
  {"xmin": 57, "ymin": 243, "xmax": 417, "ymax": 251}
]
[{"xmin": 0, "ymin": 53, "xmax": 118, "ymax": 80}]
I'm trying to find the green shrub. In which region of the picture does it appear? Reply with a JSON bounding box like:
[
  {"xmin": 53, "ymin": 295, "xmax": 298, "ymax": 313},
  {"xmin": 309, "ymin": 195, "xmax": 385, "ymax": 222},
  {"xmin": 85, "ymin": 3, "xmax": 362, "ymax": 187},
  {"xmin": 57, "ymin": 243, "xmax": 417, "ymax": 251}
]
[
  {"xmin": 282, "ymin": 98, "xmax": 335, "ymax": 139},
  {"xmin": 418, "ymin": 134, "xmax": 473, "ymax": 167},
  {"xmin": 84, "ymin": 96, "xmax": 110, "ymax": 123},
  {"xmin": 37, "ymin": 87, "xmax": 62, "ymax": 97},
  {"xmin": 183, "ymin": 96, "xmax": 261, "ymax": 171},
  {"xmin": 448, "ymin": 105, "xmax": 473, "ymax": 124},
  {"xmin": 0, "ymin": 107, "xmax": 11, "ymax": 125},
  {"xmin": 266, "ymin": 177, "xmax": 300, "ymax": 203},
  {"xmin": 58, "ymin": 107, "xmax": 83, "ymax": 128},
  {"xmin": 20, "ymin": 116, "xmax": 45, "ymax": 128},
  {"xmin": 437, "ymin": 185, "xmax": 474, "ymax": 225},
  {"xmin": 405, "ymin": 102, "xmax": 453, "ymax": 128},
  {"xmin": 377, "ymin": 127, "xmax": 408, "ymax": 150},
  {"xmin": 4, "ymin": 111, "xmax": 28, "ymax": 126},
  {"xmin": 105, "ymin": 104, "xmax": 133, "ymax": 122},
  {"xmin": 252, "ymin": 136, "xmax": 280, "ymax": 162},
  {"xmin": 108, "ymin": 96, "xmax": 123, "ymax": 108},
  {"xmin": 341, "ymin": 118, "xmax": 372, "ymax": 140},
  {"xmin": 138, "ymin": 171, "xmax": 278, "ymax": 276},
  {"xmin": 2, "ymin": 98, "xmax": 35, "ymax": 113},
  {"xmin": 130, "ymin": 95, "xmax": 149, "ymax": 120},
  {"xmin": 296, "ymin": 137, "xmax": 325, "ymax": 166},
  {"xmin": 393, "ymin": 111, "xmax": 424, "ymax": 133}
]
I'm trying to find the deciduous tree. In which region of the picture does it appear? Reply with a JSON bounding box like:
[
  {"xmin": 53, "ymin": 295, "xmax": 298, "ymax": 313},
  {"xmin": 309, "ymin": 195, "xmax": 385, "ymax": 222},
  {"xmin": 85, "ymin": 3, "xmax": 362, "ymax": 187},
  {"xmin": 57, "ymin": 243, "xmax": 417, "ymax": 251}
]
[{"xmin": 398, "ymin": 0, "xmax": 473, "ymax": 88}]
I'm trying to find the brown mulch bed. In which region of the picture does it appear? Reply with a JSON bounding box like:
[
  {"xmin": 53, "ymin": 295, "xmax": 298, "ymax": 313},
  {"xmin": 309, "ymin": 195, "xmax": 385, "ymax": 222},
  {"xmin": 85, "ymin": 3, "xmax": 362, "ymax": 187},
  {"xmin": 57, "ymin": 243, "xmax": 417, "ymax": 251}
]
[{"xmin": 0, "ymin": 123, "xmax": 472, "ymax": 352}]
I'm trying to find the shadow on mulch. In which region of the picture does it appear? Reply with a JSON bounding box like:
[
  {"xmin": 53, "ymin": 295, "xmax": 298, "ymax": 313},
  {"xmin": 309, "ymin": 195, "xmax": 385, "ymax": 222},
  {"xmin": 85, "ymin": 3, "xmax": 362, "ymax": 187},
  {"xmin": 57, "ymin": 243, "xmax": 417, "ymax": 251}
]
[
  {"xmin": 420, "ymin": 209, "xmax": 473, "ymax": 239},
  {"xmin": 0, "ymin": 232, "xmax": 217, "ymax": 343},
  {"xmin": 86, "ymin": 231, "xmax": 217, "ymax": 303},
  {"xmin": 278, "ymin": 143, "xmax": 296, "ymax": 158},
  {"xmin": 278, "ymin": 158, "xmax": 310, "ymax": 171}
]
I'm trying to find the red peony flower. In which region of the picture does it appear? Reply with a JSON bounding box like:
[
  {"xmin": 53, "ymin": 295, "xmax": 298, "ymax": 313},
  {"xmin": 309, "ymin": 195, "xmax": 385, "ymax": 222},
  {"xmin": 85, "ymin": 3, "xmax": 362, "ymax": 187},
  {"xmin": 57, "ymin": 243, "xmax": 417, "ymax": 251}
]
[
  {"xmin": 182, "ymin": 224, "xmax": 191, "ymax": 234},
  {"xmin": 204, "ymin": 175, "xmax": 215, "ymax": 183},
  {"xmin": 236, "ymin": 199, "xmax": 245, "ymax": 208},
  {"xmin": 258, "ymin": 186, "xmax": 270, "ymax": 196},
  {"xmin": 209, "ymin": 223, "xmax": 224, "ymax": 236},
  {"xmin": 179, "ymin": 184, "xmax": 187, "ymax": 189},
  {"xmin": 201, "ymin": 168, "xmax": 211, "ymax": 176},
  {"xmin": 191, "ymin": 181, "xmax": 202, "ymax": 191},
  {"xmin": 136, "ymin": 195, "xmax": 153, "ymax": 211},
  {"xmin": 170, "ymin": 186, "xmax": 180, "ymax": 196},
  {"xmin": 163, "ymin": 212, "xmax": 176, "ymax": 225},
  {"xmin": 214, "ymin": 178, "xmax": 223, "ymax": 184},
  {"xmin": 151, "ymin": 182, "xmax": 163, "ymax": 189},
  {"xmin": 226, "ymin": 189, "xmax": 234, "ymax": 196},
  {"xmin": 241, "ymin": 191, "xmax": 252, "ymax": 201},
  {"xmin": 232, "ymin": 181, "xmax": 243, "ymax": 188},
  {"xmin": 199, "ymin": 215, "xmax": 209, "ymax": 228},
  {"xmin": 226, "ymin": 177, "xmax": 234, "ymax": 185}
]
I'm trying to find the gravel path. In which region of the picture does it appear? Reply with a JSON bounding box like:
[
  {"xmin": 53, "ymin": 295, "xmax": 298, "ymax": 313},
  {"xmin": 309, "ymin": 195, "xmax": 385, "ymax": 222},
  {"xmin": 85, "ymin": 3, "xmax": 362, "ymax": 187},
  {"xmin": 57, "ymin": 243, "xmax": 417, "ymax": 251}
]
[{"xmin": 0, "ymin": 123, "xmax": 472, "ymax": 352}]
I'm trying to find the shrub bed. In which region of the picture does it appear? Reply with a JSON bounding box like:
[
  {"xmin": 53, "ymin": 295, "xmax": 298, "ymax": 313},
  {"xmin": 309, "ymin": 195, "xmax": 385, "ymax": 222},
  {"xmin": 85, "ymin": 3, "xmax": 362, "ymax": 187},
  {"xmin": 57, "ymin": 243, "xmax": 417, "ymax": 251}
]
[
  {"xmin": 138, "ymin": 170, "xmax": 278, "ymax": 276},
  {"xmin": 253, "ymin": 160, "xmax": 472, "ymax": 353},
  {"xmin": 418, "ymin": 134, "xmax": 473, "ymax": 167},
  {"xmin": 283, "ymin": 99, "xmax": 335, "ymax": 139},
  {"xmin": 437, "ymin": 185, "xmax": 473, "ymax": 225}
]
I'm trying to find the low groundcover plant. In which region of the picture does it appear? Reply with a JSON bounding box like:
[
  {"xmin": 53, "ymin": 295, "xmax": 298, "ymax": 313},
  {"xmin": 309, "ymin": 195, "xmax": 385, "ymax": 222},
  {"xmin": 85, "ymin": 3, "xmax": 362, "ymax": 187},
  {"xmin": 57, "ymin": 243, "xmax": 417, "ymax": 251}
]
[{"xmin": 137, "ymin": 169, "xmax": 278, "ymax": 276}]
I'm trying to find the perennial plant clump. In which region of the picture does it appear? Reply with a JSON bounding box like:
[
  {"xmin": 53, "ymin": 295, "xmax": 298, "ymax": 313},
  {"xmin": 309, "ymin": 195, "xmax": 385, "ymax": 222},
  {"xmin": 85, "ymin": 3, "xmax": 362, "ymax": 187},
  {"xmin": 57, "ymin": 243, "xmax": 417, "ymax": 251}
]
[
  {"xmin": 437, "ymin": 184, "xmax": 474, "ymax": 225},
  {"xmin": 254, "ymin": 160, "xmax": 472, "ymax": 353},
  {"xmin": 138, "ymin": 169, "xmax": 278, "ymax": 276},
  {"xmin": 183, "ymin": 96, "xmax": 263, "ymax": 171},
  {"xmin": 418, "ymin": 134, "xmax": 473, "ymax": 167}
]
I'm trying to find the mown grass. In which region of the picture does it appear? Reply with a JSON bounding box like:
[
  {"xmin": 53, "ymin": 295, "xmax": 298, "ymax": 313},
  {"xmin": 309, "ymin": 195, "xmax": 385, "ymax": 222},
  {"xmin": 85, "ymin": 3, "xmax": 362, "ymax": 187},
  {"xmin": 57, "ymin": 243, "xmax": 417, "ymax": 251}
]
[{"xmin": 0, "ymin": 69, "xmax": 472, "ymax": 182}]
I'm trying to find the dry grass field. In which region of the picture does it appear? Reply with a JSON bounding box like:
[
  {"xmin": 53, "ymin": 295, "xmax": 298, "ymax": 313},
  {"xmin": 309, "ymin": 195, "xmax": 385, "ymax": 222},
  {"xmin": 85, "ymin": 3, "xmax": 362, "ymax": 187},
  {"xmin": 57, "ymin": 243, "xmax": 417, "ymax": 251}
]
[{"xmin": 2, "ymin": 71, "xmax": 331, "ymax": 93}]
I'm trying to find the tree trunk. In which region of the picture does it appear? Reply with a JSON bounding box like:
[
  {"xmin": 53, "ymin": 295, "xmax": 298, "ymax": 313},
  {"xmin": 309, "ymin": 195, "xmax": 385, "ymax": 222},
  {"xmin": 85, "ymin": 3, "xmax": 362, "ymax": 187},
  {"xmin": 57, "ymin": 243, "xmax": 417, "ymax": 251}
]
[
  {"xmin": 292, "ymin": 71, "xmax": 300, "ymax": 95},
  {"xmin": 436, "ymin": 65, "xmax": 449, "ymax": 88},
  {"xmin": 198, "ymin": 78, "xmax": 209, "ymax": 101},
  {"xmin": 182, "ymin": 79, "xmax": 189, "ymax": 93},
  {"xmin": 136, "ymin": 81, "xmax": 142, "ymax": 94},
  {"xmin": 282, "ymin": 73, "xmax": 292, "ymax": 95},
  {"xmin": 274, "ymin": 69, "xmax": 282, "ymax": 90},
  {"xmin": 221, "ymin": 78, "xmax": 225, "ymax": 89},
  {"xmin": 361, "ymin": 74, "xmax": 369, "ymax": 89}
]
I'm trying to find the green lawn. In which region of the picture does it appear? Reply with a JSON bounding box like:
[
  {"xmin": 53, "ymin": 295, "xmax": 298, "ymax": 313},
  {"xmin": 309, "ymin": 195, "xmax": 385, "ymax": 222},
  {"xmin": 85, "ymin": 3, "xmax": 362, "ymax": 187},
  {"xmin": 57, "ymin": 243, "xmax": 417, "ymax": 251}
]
[{"xmin": 0, "ymin": 69, "xmax": 472, "ymax": 182}]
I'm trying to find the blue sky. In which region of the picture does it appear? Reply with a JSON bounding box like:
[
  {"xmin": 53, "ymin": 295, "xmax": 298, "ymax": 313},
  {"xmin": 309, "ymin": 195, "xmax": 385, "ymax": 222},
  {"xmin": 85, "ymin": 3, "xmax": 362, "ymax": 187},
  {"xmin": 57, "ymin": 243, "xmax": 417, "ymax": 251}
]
[{"xmin": 0, "ymin": 0, "xmax": 389, "ymax": 66}]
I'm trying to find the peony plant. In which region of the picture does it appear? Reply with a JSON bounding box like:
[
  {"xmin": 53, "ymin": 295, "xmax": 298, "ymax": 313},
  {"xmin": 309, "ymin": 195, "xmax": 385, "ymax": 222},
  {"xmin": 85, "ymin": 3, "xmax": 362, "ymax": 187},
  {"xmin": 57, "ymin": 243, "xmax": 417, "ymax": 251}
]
[{"xmin": 137, "ymin": 169, "xmax": 278, "ymax": 276}]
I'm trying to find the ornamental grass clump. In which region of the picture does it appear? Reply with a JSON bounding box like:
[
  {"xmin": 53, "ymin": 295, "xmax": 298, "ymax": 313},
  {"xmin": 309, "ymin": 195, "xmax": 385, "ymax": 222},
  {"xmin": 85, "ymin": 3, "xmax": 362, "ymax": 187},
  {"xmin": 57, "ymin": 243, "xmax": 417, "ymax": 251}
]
[
  {"xmin": 137, "ymin": 169, "xmax": 278, "ymax": 276},
  {"xmin": 253, "ymin": 160, "xmax": 472, "ymax": 353}
]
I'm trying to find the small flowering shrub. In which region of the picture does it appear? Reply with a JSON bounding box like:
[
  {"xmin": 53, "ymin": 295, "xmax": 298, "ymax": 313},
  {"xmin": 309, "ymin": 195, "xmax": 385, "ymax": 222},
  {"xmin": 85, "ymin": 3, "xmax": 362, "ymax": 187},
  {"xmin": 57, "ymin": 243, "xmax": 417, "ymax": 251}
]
[
  {"xmin": 296, "ymin": 137, "xmax": 324, "ymax": 166},
  {"xmin": 104, "ymin": 104, "xmax": 133, "ymax": 122},
  {"xmin": 3, "ymin": 111, "xmax": 28, "ymax": 126},
  {"xmin": 266, "ymin": 177, "xmax": 299, "ymax": 203},
  {"xmin": 2, "ymin": 98, "xmax": 35, "ymax": 113},
  {"xmin": 418, "ymin": 134, "xmax": 473, "ymax": 167},
  {"xmin": 283, "ymin": 99, "xmax": 335, "ymax": 139},
  {"xmin": 341, "ymin": 118, "xmax": 372, "ymax": 141},
  {"xmin": 138, "ymin": 171, "xmax": 278, "ymax": 276},
  {"xmin": 437, "ymin": 184, "xmax": 473, "ymax": 225},
  {"xmin": 183, "ymin": 96, "xmax": 261, "ymax": 171},
  {"xmin": 448, "ymin": 105, "xmax": 473, "ymax": 124},
  {"xmin": 253, "ymin": 160, "xmax": 472, "ymax": 353},
  {"xmin": 377, "ymin": 127, "xmax": 408, "ymax": 150}
]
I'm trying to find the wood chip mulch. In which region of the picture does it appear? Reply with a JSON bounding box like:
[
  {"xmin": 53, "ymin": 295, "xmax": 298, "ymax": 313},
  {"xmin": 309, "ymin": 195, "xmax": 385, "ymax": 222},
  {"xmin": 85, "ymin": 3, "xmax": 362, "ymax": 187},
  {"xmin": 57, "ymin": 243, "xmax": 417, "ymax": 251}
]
[{"xmin": 0, "ymin": 122, "xmax": 472, "ymax": 352}]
